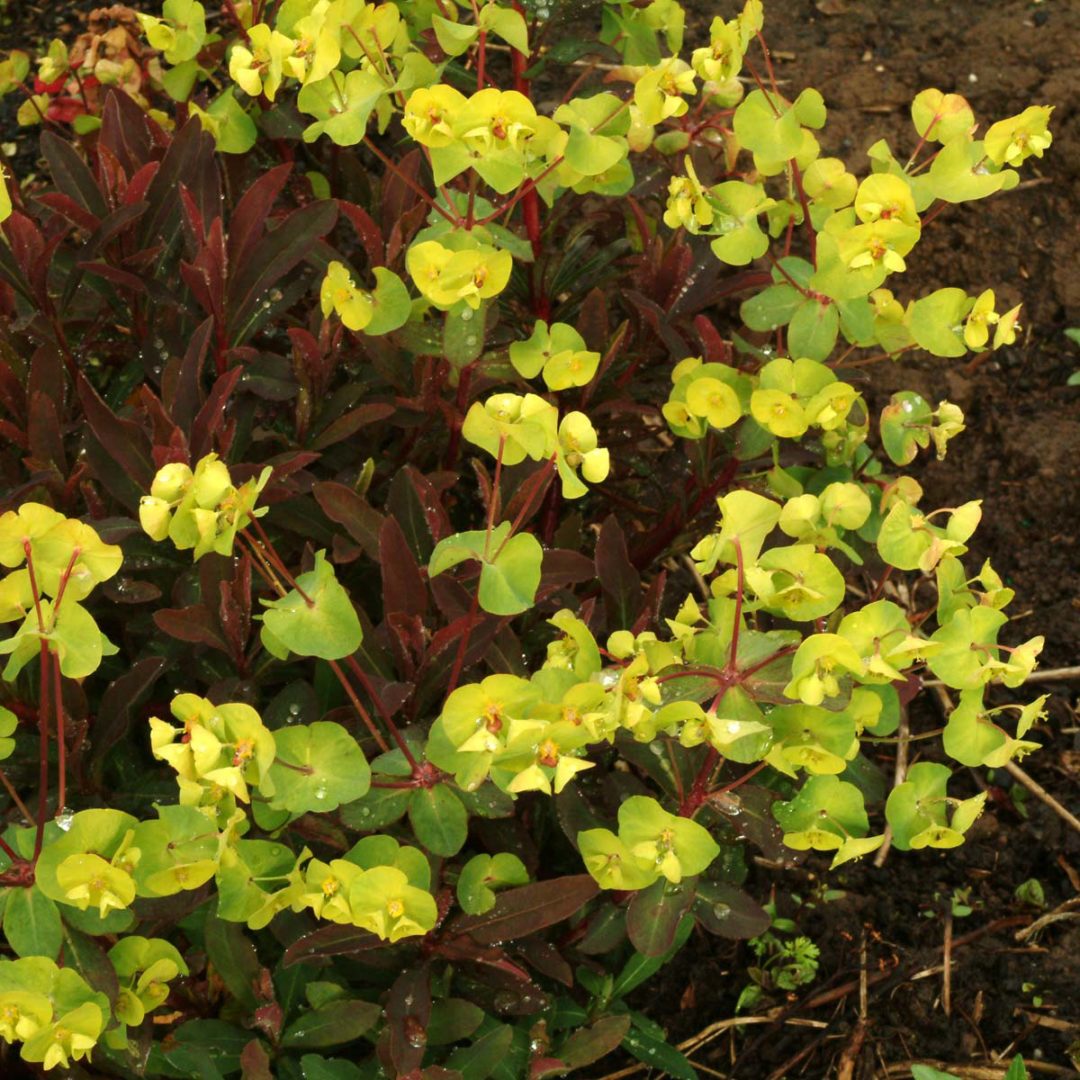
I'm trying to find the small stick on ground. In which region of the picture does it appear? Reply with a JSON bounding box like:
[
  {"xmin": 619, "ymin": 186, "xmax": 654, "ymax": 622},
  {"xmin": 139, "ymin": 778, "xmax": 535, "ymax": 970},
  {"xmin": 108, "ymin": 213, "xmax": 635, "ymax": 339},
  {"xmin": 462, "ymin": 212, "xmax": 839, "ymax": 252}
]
[
  {"xmin": 943, "ymin": 909, "xmax": 953, "ymax": 1017},
  {"xmin": 1014, "ymin": 897, "xmax": 1080, "ymax": 943},
  {"xmin": 1003, "ymin": 760, "xmax": 1080, "ymax": 837}
]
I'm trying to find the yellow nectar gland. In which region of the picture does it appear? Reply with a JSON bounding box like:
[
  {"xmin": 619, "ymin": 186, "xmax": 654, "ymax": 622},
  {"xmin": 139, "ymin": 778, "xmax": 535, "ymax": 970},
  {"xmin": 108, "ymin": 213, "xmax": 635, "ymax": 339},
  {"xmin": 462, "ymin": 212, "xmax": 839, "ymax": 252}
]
[
  {"xmin": 538, "ymin": 738, "xmax": 560, "ymax": 767},
  {"xmin": 232, "ymin": 738, "xmax": 255, "ymax": 766},
  {"xmin": 386, "ymin": 898, "xmax": 405, "ymax": 918},
  {"xmin": 321, "ymin": 876, "xmax": 340, "ymax": 897}
]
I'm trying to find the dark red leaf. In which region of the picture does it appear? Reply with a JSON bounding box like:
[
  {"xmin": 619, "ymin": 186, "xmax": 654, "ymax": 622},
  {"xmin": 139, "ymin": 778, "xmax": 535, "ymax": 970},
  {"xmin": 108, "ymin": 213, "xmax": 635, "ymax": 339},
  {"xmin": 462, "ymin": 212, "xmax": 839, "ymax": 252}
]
[
  {"xmin": 239, "ymin": 1039, "xmax": 273, "ymax": 1080},
  {"xmin": 35, "ymin": 192, "xmax": 100, "ymax": 233},
  {"xmin": 161, "ymin": 316, "xmax": 211, "ymax": 432},
  {"xmin": 226, "ymin": 200, "xmax": 338, "ymax": 340},
  {"xmin": 76, "ymin": 372, "xmax": 155, "ymax": 494},
  {"xmin": 153, "ymin": 606, "xmax": 230, "ymax": 653},
  {"xmin": 190, "ymin": 366, "xmax": 243, "ymax": 460},
  {"xmin": 595, "ymin": 515, "xmax": 642, "ymax": 630},
  {"xmin": 313, "ymin": 481, "xmax": 384, "ymax": 561},
  {"xmin": 447, "ymin": 876, "xmax": 599, "ymax": 945},
  {"xmin": 695, "ymin": 314, "xmax": 731, "ymax": 365},
  {"xmin": 382, "ymin": 967, "xmax": 432, "ymax": 1077},
  {"xmin": 40, "ymin": 131, "xmax": 108, "ymax": 219},
  {"xmin": 228, "ymin": 162, "xmax": 293, "ymax": 270},
  {"xmin": 693, "ymin": 881, "xmax": 771, "ymax": 940},
  {"xmin": 310, "ymin": 402, "xmax": 395, "ymax": 451},
  {"xmin": 380, "ymin": 515, "xmax": 428, "ymax": 618},
  {"xmin": 541, "ymin": 549, "xmax": 596, "ymax": 589},
  {"xmin": 338, "ymin": 199, "xmax": 385, "ymax": 267}
]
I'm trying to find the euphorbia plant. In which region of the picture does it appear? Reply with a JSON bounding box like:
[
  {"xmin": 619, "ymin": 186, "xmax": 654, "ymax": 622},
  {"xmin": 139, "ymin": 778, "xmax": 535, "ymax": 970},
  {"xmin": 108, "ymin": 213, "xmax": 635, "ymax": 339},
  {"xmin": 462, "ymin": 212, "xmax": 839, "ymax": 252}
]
[{"xmin": 0, "ymin": 0, "xmax": 1055, "ymax": 1075}]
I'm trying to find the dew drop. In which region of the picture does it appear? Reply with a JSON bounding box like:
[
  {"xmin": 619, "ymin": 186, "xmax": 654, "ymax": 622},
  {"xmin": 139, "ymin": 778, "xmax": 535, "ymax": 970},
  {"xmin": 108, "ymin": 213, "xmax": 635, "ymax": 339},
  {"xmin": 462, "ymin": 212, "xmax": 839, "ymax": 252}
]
[{"xmin": 55, "ymin": 807, "xmax": 74, "ymax": 831}]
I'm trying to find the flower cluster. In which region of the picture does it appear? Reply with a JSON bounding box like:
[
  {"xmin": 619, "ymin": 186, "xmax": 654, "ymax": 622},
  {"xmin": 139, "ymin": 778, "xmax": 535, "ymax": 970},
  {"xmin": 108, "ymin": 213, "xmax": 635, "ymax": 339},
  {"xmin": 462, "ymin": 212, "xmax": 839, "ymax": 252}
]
[{"xmin": 138, "ymin": 454, "xmax": 270, "ymax": 560}]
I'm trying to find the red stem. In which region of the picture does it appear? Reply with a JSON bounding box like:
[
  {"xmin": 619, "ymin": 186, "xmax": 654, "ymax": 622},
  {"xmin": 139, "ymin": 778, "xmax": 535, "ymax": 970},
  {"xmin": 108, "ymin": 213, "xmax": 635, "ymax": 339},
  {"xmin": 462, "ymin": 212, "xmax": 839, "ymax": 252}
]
[
  {"xmin": 52, "ymin": 649, "xmax": 65, "ymax": 814},
  {"xmin": 446, "ymin": 590, "xmax": 480, "ymax": 698},
  {"xmin": 33, "ymin": 643, "xmax": 50, "ymax": 861},
  {"xmin": 509, "ymin": 16, "xmax": 548, "ymax": 314}
]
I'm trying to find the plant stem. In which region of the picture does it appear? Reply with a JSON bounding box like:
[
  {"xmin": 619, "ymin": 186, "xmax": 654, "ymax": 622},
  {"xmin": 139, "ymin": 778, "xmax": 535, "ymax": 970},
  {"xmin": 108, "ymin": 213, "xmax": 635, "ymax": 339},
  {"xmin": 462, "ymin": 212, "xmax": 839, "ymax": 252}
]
[
  {"xmin": 342, "ymin": 655, "xmax": 419, "ymax": 770},
  {"xmin": 52, "ymin": 649, "xmax": 65, "ymax": 814},
  {"xmin": 728, "ymin": 538, "xmax": 745, "ymax": 672},
  {"xmin": 364, "ymin": 136, "xmax": 461, "ymax": 226},
  {"xmin": 0, "ymin": 767, "xmax": 35, "ymax": 827},
  {"xmin": 239, "ymin": 534, "xmax": 392, "ymax": 753},
  {"xmin": 447, "ymin": 590, "xmax": 481, "ymax": 701},
  {"xmin": 246, "ymin": 519, "xmax": 314, "ymax": 606},
  {"xmin": 33, "ymin": 643, "xmax": 50, "ymax": 862}
]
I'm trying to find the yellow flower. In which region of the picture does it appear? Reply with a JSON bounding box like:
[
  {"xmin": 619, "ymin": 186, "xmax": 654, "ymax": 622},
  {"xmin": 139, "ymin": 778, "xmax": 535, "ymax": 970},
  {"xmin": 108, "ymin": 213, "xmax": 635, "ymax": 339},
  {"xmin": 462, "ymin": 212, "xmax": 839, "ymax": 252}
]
[
  {"xmin": 228, "ymin": 24, "xmax": 296, "ymax": 102},
  {"xmin": 402, "ymin": 84, "xmax": 467, "ymax": 147},
  {"xmin": 320, "ymin": 261, "xmax": 373, "ymax": 331},
  {"xmin": 456, "ymin": 88, "xmax": 538, "ymax": 154},
  {"xmin": 663, "ymin": 157, "xmax": 715, "ymax": 232},
  {"xmin": 963, "ymin": 289, "xmax": 999, "ymax": 350},
  {"xmin": 406, "ymin": 240, "xmax": 512, "ymax": 311},
  {"xmin": 56, "ymin": 853, "xmax": 136, "ymax": 917},
  {"xmin": 634, "ymin": 59, "xmax": 696, "ymax": 126},
  {"xmin": 984, "ymin": 105, "xmax": 1053, "ymax": 168},
  {"xmin": 993, "ymin": 304, "xmax": 1022, "ymax": 349}
]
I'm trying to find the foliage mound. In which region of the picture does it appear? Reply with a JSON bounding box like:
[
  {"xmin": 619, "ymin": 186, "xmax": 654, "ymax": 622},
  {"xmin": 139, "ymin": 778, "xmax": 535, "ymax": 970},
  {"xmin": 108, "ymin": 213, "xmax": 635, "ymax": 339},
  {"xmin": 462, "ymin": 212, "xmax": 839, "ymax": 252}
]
[{"xmin": 0, "ymin": 0, "xmax": 1055, "ymax": 1074}]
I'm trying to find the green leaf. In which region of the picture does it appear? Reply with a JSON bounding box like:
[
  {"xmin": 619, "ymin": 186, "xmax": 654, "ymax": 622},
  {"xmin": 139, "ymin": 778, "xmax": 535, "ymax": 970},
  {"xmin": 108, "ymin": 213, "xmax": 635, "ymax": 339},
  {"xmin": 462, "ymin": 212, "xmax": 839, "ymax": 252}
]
[
  {"xmin": 298, "ymin": 68, "xmax": 385, "ymax": 146},
  {"xmin": 444, "ymin": 302, "xmax": 487, "ymax": 372},
  {"xmin": 787, "ymin": 298, "xmax": 839, "ymax": 362},
  {"xmin": 432, "ymin": 14, "xmax": 479, "ymax": 57},
  {"xmin": 880, "ymin": 391, "xmax": 933, "ymax": 465},
  {"xmin": 734, "ymin": 90, "xmax": 802, "ymax": 160},
  {"xmin": 626, "ymin": 877, "xmax": 695, "ymax": 957},
  {"xmin": 928, "ymin": 136, "xmax": 1017, "ymax": 204},
  {"xmin": 426, "ymin": 998, "xmax": 485, "ymax": 1045},
  {"xmin": 908, "ymin": 288, "xmax": 969, "ymax": 358},
  {"xmin": 2, "ymin": 886, "xmax": 62, "ymax": 958},
  {"xmin": 281, "ymin": 998, "xmax": 381, "ymax": 1048},
  {"xmin": 365, "ymin": 268, "xmax": 412, "ymax": 336},
  {"xmin": 911, "ymin": 1067, "xmax": 962, "ymax": 1080},
  {"xmin": 611, "ymin": 914, "xmax": 693, "ymax": 998},
  {"xmin": 479, "ymin": 4, "xmax": 529, "ymax": 54},
  {"xmin": 409, "ymin": 784, "xmax": 468, "ymax": 856},
  {"xmin": 446, "ymin": 1024, "xmax": 516, "ymax": 1080},
  {"xmin": 206, "ymin": 90, "xmax": 257, "ymax": 154},
  {"xmin": 429, "ymin": 524, "xmax": 543, "ymax": 616},
  {"xmin": 623, "ymin": 1025, "xmax": 698, "ymax": 1080},
  {"xmin": 340, "ymin": 786, "xmax": 411, "ymax": 831},
  {"xmin": 456, "ymin": 852, "xmax": 529, "ymax": 914},
  {"xmin": 299, "ymin": 1055, "xmax": 364, "ymax": 1080},
  {"xmin": 267, "ymin": 721, "xmax": 371, "ymax": 814},
  {"xmin": 260, "ymin": 550, "xmax": 363, "ymax": 660},
  {"xmin": 741, "ymin": 283, "xmax": 802, "ymax": 333},
  {"xmin": 1004, "ymin": 1056, "xmax": 1029, "ymax": 1080}
]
